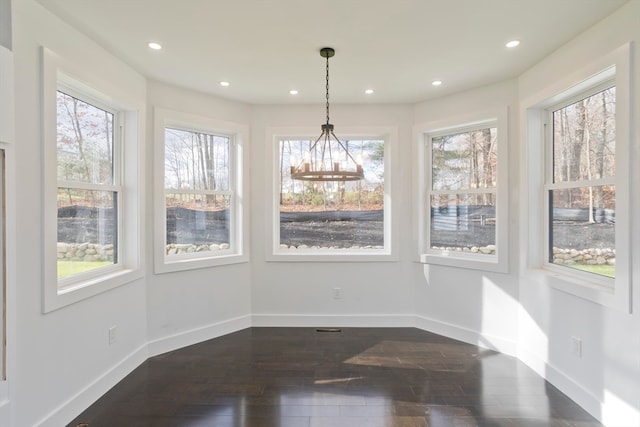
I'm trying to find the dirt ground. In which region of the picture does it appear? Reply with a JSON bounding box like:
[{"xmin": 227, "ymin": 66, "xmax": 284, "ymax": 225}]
[{"xmin": 58, "ymin": 207, "xmax": 614, "ymax": 250}]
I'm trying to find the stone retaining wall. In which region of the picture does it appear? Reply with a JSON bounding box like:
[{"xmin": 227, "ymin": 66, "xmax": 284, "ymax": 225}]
[
  {"xmin": 57, "ymin": 242, "xmax": 115, "ymax": 262},
  {"xmin": 279, "ymin": 244, "xmax": 384, "ymax": 250},
  {"xmin": 552, "ymin": 247, "xmax": 615, "ymax": 266},
  {"xmin": 58, "ymin": 242, "xmax": 233, "ymax": 260},
  {"xmin": 165, "ymin": 243, "xmax": 230, "ymax": 255},
  {"xmin": 430, "ymin": 245, "xmax": 497, "ymax": 255},
  {"xmin": 58, "ymin": 241, "xmax": 615, "ymax": 266}
]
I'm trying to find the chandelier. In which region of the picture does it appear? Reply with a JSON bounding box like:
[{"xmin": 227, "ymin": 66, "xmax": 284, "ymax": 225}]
[{"xmin": 290, "ymin": 47, "xmax": 364, "ymax": 182}]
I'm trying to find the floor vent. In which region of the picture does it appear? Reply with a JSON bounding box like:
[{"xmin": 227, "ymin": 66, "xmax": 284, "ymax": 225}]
[{"xmin": 315, "ymin": 328, "xmax": 342, "ymax": 333}]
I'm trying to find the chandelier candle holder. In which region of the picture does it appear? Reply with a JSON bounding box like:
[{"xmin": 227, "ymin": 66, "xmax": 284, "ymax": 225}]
[{"xmin": 290, "ymin": 47, "xmax": 364, "ymax": 182}]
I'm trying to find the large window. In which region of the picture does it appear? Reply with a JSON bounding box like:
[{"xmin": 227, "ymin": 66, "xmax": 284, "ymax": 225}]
[
  {"xmin": 269, "ymin": 127, "xmax": 397, "ymax": 261},
  {"xmin": 279, "ymin": 138, "xmax": 384, "ymax": 249},
  {"xmin": 154, "ymin": 109, "xmax": 248, "ymax": 273},
  {"xmin": 430, "ymin": 126, "xmax": 497, "ymax": 254},
  {"xmin": 547, "ymin": 86, "xmax": 616, "ymax": 279},
  {"xmin": 418, "ymin": 110, "xmax": 508, "ymax": 273}
]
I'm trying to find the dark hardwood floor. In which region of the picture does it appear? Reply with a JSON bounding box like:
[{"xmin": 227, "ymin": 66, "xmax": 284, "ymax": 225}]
[{"xmin": 68, "ymin": 327, "xmax": 603, "ymax": 427}]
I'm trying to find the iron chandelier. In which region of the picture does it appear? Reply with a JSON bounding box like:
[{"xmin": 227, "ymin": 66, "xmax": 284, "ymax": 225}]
[{"xmin": 290, "ymin": 47, "xmax": 364, "ymax": 182}]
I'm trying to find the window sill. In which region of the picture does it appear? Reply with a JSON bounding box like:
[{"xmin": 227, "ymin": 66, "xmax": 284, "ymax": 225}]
[
  {"xmin": 525, "ymin": 266, "xmax": 630, "ymax": 313},
  {"xmin": 155, "ymin": 252, "xmax": 249, "ymax": 274},
  {"xmin": 44, "ymin": 267, "xmax": 142, "ymax": 313}
]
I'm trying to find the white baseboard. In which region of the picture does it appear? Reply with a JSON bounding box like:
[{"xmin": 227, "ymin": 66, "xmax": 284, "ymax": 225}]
[
  {"xmin": 251, "ymin": 313, "xmax": 415, "ymax": 328},
  {"xmin": 414, "ymin": 315, "xmax": 518, "ymax": 357},
  {"xmin": 34, "ymin": 344, "xmax": 148, "ymax": 427},
  {"xmin": 517, "ymin": 346, "xmax": 606, "ymax": 424},
  {"xmin": 147, "ymin": 314, "xmax": 252, "ymax": 357}
]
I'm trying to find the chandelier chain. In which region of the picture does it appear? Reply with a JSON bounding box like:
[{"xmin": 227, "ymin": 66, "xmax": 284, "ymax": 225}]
[{"xmin": 325, "ymin": 53, "xmax": 330, "ymax": 126}]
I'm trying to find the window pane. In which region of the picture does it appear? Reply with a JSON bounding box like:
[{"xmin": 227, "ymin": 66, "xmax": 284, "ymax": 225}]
[
  {"xmin": 165, "ymin": 128, "xmax": 230, "ymax": 191},
  {"xmin": 165, "ymin": 193, "xmax": 231, "ymax": 256},
  {"xmin": 552, "ymin": 87, "xmax": 615, "ymax": 183},
  {"xmin": 432, "ymin": 127, "xmax": 497, "ymax": 191},
  {"xmin": 430, "ymin": 193, "xmax": 496, "ymax": 254},
  {"xmin": 549, "ymin": 186, "xmax": 615, "ymax": 278},
  {"xmin": 56, "ymin": 91, "xmax": 114, "ymax": 184},
  {"xmin": 279, "ymin": 139, "xmax": 384, "ymax": 249},
  {"xmin": 57, "ymin": 189, "xmax": 117, "ymax": 281}
]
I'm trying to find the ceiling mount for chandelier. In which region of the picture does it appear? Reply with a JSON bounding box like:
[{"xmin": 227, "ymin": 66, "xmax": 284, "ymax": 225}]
[{"xmin": 290, "ymin": 47, "xmax": 364, "ymax": 182}]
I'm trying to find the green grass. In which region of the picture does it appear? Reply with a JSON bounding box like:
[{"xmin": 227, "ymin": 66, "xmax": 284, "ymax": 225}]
[
  {"xmin": 569, "ymin": 263, "xmax": 615, "ymax": 278},
  {"xmin": 57, "ymin": 260, "xmax": 112, "ymax": 279}
]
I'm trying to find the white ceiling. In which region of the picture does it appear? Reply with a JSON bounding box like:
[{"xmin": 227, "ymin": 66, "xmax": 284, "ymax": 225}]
[{"xmin": 36, "ymin": 0, "xmax": 628, "ymax": 105}]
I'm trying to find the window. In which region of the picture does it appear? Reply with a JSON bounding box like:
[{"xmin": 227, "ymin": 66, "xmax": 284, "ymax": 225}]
[
  {"xmin": 56, "ymin": 90, "xmax": 119, "ymax": 283},
  {"xmin": 523, "ymin": 43, "xmax": 630, "ymax": 311},
  {"xmin": 153, "ymin": 109, "xmax": 248, "ymax": 273},
  {"xmin": 42, "ymin": 46, "xmax": 142, "ymax": 312},
  {"xmin": 546, "ymin": 85, "xmax": 616, "ymax": 280},
  {"xmin": 269, "ymin": 126, "xmax": 397, "ymax": 261},
  {"xmin": 418, "ymin": 109, "xmax": 508, "ymax": 273}
]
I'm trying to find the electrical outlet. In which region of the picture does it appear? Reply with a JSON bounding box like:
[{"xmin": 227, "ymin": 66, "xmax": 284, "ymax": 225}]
[
  {"xmin": 332, "ymin": 287, "xmax": 341, "ymax": 300},
  {"xmin": 108, "ymin": 326, "xmax": 117, "ymax": 345},
  {"xmin": 571, "ymin": 336, "xmax": 582, "ymax": 358}
]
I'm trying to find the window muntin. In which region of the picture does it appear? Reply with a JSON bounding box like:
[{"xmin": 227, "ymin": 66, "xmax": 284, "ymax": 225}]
[
  {"xmin": 428, "ymin": 126, "xmax": 498, "ymax": 256},
  {"xmin": 56, "ymin": 90, "xmax": 120, "ymax": 287},
  {"xmin": 163, "ymin": 128, "xmax": 233, "ymax": 259},
  {"xmin": 278, "ymin": 138, "xmax": 385, "ymax": 251},
  {"xmin": 547, "ymin": 86, "xmax": 616, "ymax": 279}
]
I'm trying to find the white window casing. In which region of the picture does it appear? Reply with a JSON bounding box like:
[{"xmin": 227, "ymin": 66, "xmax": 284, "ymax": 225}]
[
  {"xmin": 41, "ymin": 46, "xmax": 143, "ymax": 312},
  {"xmin": 153, "ymin": 108, "xmax": 249, "ymax": 273},
  {"xmin": 521, "ymin": 43, "xmax": 631, "ymax": 312},
  {"xmin": 266, "ymin": 126, "xmax": 399, "ymax": 262},
  {"xmin": 415, "ymin": 107, "xmax": 509, "ymax": 273}
]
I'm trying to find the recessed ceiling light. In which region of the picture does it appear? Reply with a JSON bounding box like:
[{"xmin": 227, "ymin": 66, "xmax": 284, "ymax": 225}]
[
  {"xmin": 506, "ymin": 40, "xmax": 520, "ymax": 48},
  {"xmin": 365, "ymin": 89, "xmax": 374, "ymax": 95},
  {"xmin": 432, "ymin": 80, "xmax": 443, "ymax": 86},
  {"xmin": 289, "ymin": 89, "xmax": 299, "ymax": 95},
  {"xmin": 219, "ymin": 81, "xmax": 230, "ymax": 87},
  {"xmin": 148, "ymin": 42, "xmax": 162, "ymax": 50}
]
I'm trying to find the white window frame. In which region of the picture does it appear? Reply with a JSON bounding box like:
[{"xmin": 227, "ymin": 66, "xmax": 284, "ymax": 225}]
[
  {"xmin": 0, "ymin": 44, "xmax": 12, "ymax": 407},
  {"xmin": 416, "ymin": 108, "xmax": 509, "ymax": 273},
  {"xmin": 153, "ymin": 108, "xmax": 249, "ymax": 273},
  {"xmin": 42, "ymin": 47, "xmax": 143, "ymax": 313},
  {"xmin": 266, "ymin": 126, "xmax": 398, "ymax": 262},
  {"xmin": 522, "ymin": 43, "xmax": 631, "ymax": 312}
]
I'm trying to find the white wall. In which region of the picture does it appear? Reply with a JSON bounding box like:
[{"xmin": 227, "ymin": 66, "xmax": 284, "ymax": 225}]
[
  {"xmin": 250, "ymin": 103, "xmax": 417, "ymax": 326},
  {"xmin": 517, "ymin": 2, "xmax": 640, "ymax": 425},
  {"xmin": 13, "ymin": 2, "xmax": 148, "ymax": 426},
  {"xmin": 412, "ymin": 80, "xmax": 521, "ymax": 356},
  {"xmin": 145, "ymin": 81, "xmax": 253, "ymax": 355}
]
